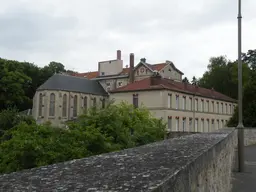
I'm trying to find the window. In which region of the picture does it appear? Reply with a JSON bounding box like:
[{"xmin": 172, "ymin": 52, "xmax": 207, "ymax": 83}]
[
  {"xmin": 182, "ymin": 96, "xmax": 186, "ymax": 110},
  {"xmin": 211, "ymin": 119, "xmax": 214, "ymax": 131},
  {"xmin": 206, "ymin": 120, "xmax": 209, "ymax": 132},
  {"xmin": 93, "ymin": 97, "xmax": 97, "ymax": 107},
  {"xmin": 168, "ymin": 117, "xmax": 172, "ymax": 131},
  {"xmin": 133, "ymin": 94, "xmax": 138, "ymax": 108},
  {"xmin": 62, "ymin": 94, "xmax": 67, "ymax": 117},
  {"xmin": 49, "ymin": 93, "xmax": 55, "ymax": 116},
  {"xmin": 168, "ymin": 94, "xmax": 172, "ymax": 108},
  {"xmin": 102, "ymin": 98, "xmax": 105, "ymax": 108},
  {"xmin": 176, "ymin": 95, "xmax": 179, "ymax": 109},
  {"xmin": 189, "ymin": 118, "xmax": 192, "ymax": 130},
  {"xmin": 73, "ymin": 95, "xmax": 78, "ymax": 117},
  {"xmin": 201, "ymin": 100, "xmax": 204, "ymax": 112},
  {"xmin": 225, "ymin": 103, "xmax": 228, "ymax": 114},
  {"xmin": 182, "ymin": 118, "xmax": 186, "ymax": 131},
  {"xmin": 195, "ymin": 99, "xmax": 198, "ymax": 111},
  {"xmin": 189, "ymin": 98, "xmax": 192, "ymax": 110},
  {"xmin": 229, "ymin": 104, "xmax": 231, "ymax": 114},
  {"xmin": 221, "ymin": 103, "xmax": 223, "ymax": 114},
  {"xmin": 212, "ymin": 101, "xmax": 215, "ymax": 113},
  {"xmin": 221, "ymin": 120, "xmax": 224, "ymax": 128},
  {"xmin": 84, "ymin": 96, "xmax": 88, "ymax": 110},
  {"xmin": 38, "ymin": 93, "xmax": 43, "ymax": 116},
  {"xmin": 175, "ymin": 118, "xmax": 179, "ymax": 131},
  {"xmin": 201, "ymin": 119, "xmax": 204, "ymax": 132},
  {"xmin": 217, "ymin": 120, "xmax": 220, "ymax": 129},
  {"xmin": 195, "ymin": 119, "xmax": 198, "ymax": 132},
  {"xmin": 101, "ymin": 72, "xmax": 105, "ymax": 76},
  {"xmin": 206, "ymin": 101, "xmax": 209, "ymax": 112},
  {"xmin": 118, "ymin": 82, "xmax": 123, "ymax": 87}
]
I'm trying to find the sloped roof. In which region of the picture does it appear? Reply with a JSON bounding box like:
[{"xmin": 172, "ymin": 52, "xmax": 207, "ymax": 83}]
[
  {"xmin": 37, "ymin": 74, "xmax": 108, "ymax": 95},
  {"xmin": 70, "ymin": 63, "xmax": 171, "ymax": 79},
  {"xmin": 110, "ymin": 76, "xmax": 236, "ymax": 103}
]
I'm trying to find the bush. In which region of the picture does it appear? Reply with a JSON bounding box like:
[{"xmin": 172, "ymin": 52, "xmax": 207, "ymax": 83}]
[{"xmin": 0, "ymin": 102, "xmax": 166, "ymax": 174}]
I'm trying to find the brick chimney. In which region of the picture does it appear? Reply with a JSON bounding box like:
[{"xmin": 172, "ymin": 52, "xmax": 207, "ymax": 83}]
[
  {"xmin": 129, "ymin": 53, "xmax": 135, "ymax": 83},
  {"xmin": 117, "ymin": 50, "xmax": 121, "ymax": 60}
]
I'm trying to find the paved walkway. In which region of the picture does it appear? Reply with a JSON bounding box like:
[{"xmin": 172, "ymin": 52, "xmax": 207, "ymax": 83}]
[{"xmin": 232, "ymin": 144, "xmax": 256, "ymax": 192}]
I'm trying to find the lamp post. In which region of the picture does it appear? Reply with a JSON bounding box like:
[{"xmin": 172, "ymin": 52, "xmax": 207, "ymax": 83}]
[{"xmin": 237, "ymin": 0, "xmax": 245, "ymax": 172}]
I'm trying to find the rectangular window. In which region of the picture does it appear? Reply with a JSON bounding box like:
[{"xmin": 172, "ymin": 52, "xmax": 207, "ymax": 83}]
[
  {"xmin": 168, "ymin": 117, "xmax": 172, "ymax": 131},
  {"xmin": 189, "ymin": 98, "xmax": 192, "ymax": 110},
  {"xmin": 182, "ymin": 96, "xmax": 186, "ymax": 110},
  {"xmin": 206, "ymin": 120, "xmax": 209, "ymax": 132},
  {"xmin": 168, "ymin": 94, "xmax": 172, "ymax": 108},
  {"xmin": 229, "ymin": 104, "xmax": 231, "ymax": 114},
  {"xmin": 221, "ymin": 120, "xmax": 224, "ymax": 128},
  {"xmin": 175, "ymin": 118, "xmax": 179, "ymax": 131},
  {"xmin": 102, "ymin": 98, "xmax": 105, "ymax": 108},
  {"xmin": 133, "ymin": 94, "xmax": 139, "ymax": 108},
  {"xmin": 221, "ymin": 103, "xmax": 223, "ymax": 114},
  {"xmin": 212, "ymin": 101, "xmax": 215, "ymax": 113},
  {"xmin": 189, "ymin": 118, "xmax": 192, "ymax": 130},
  {"xmin": 225, "ymin": 103, "xmax": 227, "ymax": 114},
  {"xmin": 176, "ymin": 95, "xmax": 179, "ymax": 109},
  {"xmin": 201, "ymin": 119, "xmax": 204, "ymax": 132},
  {"xmin": 195, "ymin": 119, "xmax": 198, "ymax": 132},
  {"xmin": 217, "ymin": 120, "xmax": 220, "ymax": 129},
  {"xmin": 201, "ymin": 100, "xmax": 204, "ymax": 112},
  {"xmin": 206, "ymin": 101, "xmax": 209, "ymax": 112},
  {"xmin": 182, "ymin": 118, "xmax": 186, "ymax": 131},
  {"xmin": 195, "ymin": 99, "xmax": 198, "ymax": 111},
  {"xmin": 211, "ymin": 119, "xmax": 214, "ymax": 131}
]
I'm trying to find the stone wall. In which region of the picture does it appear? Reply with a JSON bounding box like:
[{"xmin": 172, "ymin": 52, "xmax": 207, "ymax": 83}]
[
  {"xmin": 242, "ymin": 128, "xmax": 256, "ymax": 146},
  {"xmin": 0, "ymin": 129, "xmax": 237, "ymax": 192},
  {"xmin": 167, "ymin": 131, "xmax": 197, "ymax": 139}
]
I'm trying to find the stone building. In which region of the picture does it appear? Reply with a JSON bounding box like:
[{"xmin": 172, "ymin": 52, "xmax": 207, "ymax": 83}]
[{"xmin": 32, "ymin": 50, "xmax": 236, "ymax": 131}]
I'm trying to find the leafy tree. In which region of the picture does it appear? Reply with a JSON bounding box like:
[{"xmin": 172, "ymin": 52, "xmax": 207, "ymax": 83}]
[
  {"xmin": 198, "ymin": 56, "xmax": 250, "ymax": 99},
  {"xmin": 182, "ymin": 77, "xmax": 189, "ymax": 83},
  {"xmin": 0, "ymin": 102, "xmax": 166, "ymax": 174},
  {"xmin": 191, "ymin": 76, "xmax": 198, "ymax": 85},
  {"xmin": 0, "ymin": 58, "xmax": 31, "ymax": 110}
]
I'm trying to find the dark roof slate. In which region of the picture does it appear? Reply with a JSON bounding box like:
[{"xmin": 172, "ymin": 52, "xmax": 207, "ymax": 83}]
[{"xmin": 37, "ymin": 73, "xmax": 108, "ymax": 95}]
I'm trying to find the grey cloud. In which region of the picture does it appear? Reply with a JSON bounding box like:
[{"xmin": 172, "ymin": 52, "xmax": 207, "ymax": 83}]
[{"xmin": 0, "ymin": 8, "xmax": 78, "ymax": 51}]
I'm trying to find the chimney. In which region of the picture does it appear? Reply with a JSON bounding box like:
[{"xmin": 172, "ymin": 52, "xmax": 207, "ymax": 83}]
[
  {"xmin": 140, "ymin": 58, "xmax": 146, "ymax": 63},
  {"xmin": 117, "ymin": 50, "xmax": 121, "ymax": 60},
  {"xmin": 129, "ymin": 53, "xmax": 135, "ymax": 83}
]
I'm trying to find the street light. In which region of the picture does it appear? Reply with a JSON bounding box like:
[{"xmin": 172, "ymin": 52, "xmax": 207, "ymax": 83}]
[{"xmin": 237, "ymin": 0, "xmax": 245, "ymax": 172}]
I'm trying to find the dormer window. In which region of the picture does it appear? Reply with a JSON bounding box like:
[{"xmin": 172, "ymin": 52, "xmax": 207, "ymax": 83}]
[{"xmin": 118, "ymin": 82, "xmax": 123, "ymax": 87}]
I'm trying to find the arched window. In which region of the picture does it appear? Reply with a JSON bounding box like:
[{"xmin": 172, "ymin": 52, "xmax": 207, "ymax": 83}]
[
  {"xmin": 49, "ymin": 93, "xmax": 55, "ymax": 116},
  {"xmin": 38, "ymin": 93, "xmax": 43, "ymax": 116},
  {"xmin": 84, "ymin": 96, "xmax": 87, "ymax": 110},
  {"xmin": 62, "ymin": 94, "xmax": 67, "ymax": 117},
  {"xmin": 102, "ymin": 98, "xmax": 105, "ymax": 108},
  {"xmin": 73, "ymin": 95, "xmax": 78, "ymax": 117},
  {"xmin": 93, "ymin": 97, "xmax": 96, "ymax": 107}
]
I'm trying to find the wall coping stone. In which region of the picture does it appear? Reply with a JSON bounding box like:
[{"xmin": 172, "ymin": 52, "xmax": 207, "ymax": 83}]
[{"xmin": 0, "ymin": 129, "xmax": 236, "ymax": 192}]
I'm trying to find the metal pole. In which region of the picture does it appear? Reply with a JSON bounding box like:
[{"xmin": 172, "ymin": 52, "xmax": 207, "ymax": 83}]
[{"xmin": 237, "ymin": 0, "xmax": 245, "ymax": 172}]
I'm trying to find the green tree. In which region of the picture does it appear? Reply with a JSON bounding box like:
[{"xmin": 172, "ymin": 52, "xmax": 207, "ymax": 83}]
[
  {"xmin": 198, "ymin": 56, "xmax": 250, "ymax": 99},
  {"xmin": 191, "ymin": 76, "xmax": 198, "ymax": 85},
  {"xmin": 0, "ymin": 102, "xmax": 166, "ymax": 174},
  {"xmin": 182, "ymin": 77, "xmax": 189, "ymax": 83},
  {"xmin": 0, "ymin": 58, "xmax": 31, "ymax": 110}
]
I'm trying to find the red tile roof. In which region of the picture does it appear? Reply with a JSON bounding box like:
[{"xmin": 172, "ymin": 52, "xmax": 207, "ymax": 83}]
[
  {"xmin": 71, "ymin": 63, "xmax": 167, "ymax": 79},
  {"xmin": 110, "ymin": 76, "xmax": 236, "ymax": 103},
  {"xmin": 72, "ymin": 71, "xmax": 99, "ymax": 79}
]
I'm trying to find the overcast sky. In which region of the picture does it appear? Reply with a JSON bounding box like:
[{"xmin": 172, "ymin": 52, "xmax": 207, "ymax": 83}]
[{"xmin": 0, "ymin": 0, "xmax": 255, "ymax": 80}]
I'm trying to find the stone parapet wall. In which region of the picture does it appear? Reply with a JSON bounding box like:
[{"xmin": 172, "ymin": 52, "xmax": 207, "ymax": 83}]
[{"xmin": 0, "ymin": 129, "xmax": 237, "ymax": 192}]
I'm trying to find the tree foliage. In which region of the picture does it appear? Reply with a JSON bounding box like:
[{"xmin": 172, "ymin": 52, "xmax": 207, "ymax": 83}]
[
  {"xmin": 0, "ymin": 58, "xmax": 70, "ymax": 111},
  {"xmin": 196, "ymin": 50, "xmax": 256, "ymax": 127},
  {"xmin": 0, "ymin": 102, "xmax": 166, "ymax": 174}
]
